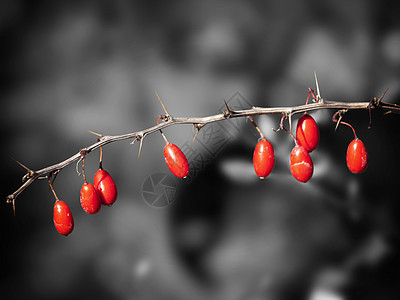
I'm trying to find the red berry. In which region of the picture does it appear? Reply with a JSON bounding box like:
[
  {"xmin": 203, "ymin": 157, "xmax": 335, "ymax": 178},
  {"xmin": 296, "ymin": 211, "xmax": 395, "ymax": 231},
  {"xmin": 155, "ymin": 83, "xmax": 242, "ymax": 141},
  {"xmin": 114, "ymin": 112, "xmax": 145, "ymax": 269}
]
[
  {"xmin": 94, "ymin": 169, "xmax": 118, "ymax": 206},
  {"xmin": 296, "ymin": 114, "xmax": 319, "ymax": 152},
  {"xmin": 253, "ymin": 138, "xmax": 275, "ymax": 179},
  {"xmin": 346, "ymin": 138, "xmax": 368, "ymax": 173},
  {"xmin": 80, "ymin": 183, "xmax": 101, "ymax": 214},
  {"xmin": 164, "ymin": 143, "xmax": 189, "ymax": 178},
  {"xmin": 53, "ymin": 200, "xmax": 74, "ymax": 236},
  {"xmin": 290, "ymin": 145, "xmax": 313, "ymax": 183}
]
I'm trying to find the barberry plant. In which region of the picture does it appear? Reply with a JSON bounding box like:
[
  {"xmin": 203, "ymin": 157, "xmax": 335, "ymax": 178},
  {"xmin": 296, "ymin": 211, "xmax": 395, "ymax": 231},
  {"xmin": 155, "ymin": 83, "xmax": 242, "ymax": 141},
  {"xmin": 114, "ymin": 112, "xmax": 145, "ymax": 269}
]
[{"xmin": 6, "ymin": 75, "xmax": 400, "ymax": 235}]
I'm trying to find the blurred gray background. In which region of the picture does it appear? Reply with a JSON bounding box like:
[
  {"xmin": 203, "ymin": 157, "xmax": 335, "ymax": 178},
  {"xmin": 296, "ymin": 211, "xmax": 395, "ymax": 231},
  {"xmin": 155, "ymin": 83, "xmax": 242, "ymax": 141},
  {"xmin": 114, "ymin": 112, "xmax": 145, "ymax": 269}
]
[{"xmin": 1, "ymin": 0, "xmax": 400, "ymax": 299}]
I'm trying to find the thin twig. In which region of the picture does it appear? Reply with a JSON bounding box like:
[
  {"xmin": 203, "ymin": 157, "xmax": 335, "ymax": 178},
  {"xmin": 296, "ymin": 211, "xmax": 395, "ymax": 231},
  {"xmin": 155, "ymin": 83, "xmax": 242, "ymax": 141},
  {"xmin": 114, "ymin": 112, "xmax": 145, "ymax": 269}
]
[{"xmin": 6, "ymin": 97, "xmax": 400, "ymax": 204}]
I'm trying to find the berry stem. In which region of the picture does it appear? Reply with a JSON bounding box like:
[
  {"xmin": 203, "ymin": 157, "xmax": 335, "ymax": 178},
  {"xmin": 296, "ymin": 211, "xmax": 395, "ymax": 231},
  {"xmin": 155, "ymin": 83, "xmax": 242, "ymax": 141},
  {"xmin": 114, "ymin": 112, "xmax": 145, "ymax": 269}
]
[
  {"xmin": 48, "ymin": 175, "xmax": 60, "ymax": 202},
  {"xmin": 305, "ymin": 89, "xmax": 311, "ymax": 105},
  {"xmin": 160, "ymin": 129, "xmax": 169, "ymax": 144},
  {"xmin": 82, "ymin": 156, "xmax": 87, "ymax": 184},
  {"xmin": 333, "ymin": 111, "xmax": 358, "ymax": 139},
  {"xmin": 99, "ymin": 146, "xmax": 103, "ymax": 170},
  {"xmin": 283, "ymin": 125, "xmax": 297, "ymax": 145},
  {"xmin": 309, "ymin": 88, "xmax": 317, "ymax": 102},
  {"xmin": 342, "ymin": 121, "xmax": 358, "ymax": 139},
  {"xmin": 274, "ymin": 114, "xmax": 297, "ymax": 145},
  {"xmin": 248, "ymin": 116, "xmax": 265, "ymax": 139}
]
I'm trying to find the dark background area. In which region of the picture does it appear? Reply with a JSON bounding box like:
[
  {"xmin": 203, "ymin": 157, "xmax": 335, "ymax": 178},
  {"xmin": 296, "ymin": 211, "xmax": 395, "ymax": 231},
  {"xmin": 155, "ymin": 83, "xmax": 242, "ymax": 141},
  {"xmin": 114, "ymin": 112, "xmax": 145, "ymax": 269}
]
[{"xmin": 1, "ymin": 1, "xmax": 400, "ymax": 299}]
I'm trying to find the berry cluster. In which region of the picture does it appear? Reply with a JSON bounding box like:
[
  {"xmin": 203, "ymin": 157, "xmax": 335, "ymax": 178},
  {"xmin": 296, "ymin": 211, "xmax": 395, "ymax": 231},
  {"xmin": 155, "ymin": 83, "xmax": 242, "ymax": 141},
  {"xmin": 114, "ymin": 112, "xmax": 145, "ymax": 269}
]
[
  {"xmin": 52, "ymin": 127, "xmax": 191, "ymax": 236},
  {"xmin": 249, "ymin": 112, "xmax": 317, "ymax": 183},
  {"xmin": 289, "ymin": 112, "xmax": 319, "ymax": 183},
  {"xmin": 158, "ymin": 96, "xmax": 368, "ymax": 187},
  {"xmin": 52, "ymin": 146, "xmax": 117, "ymax": 236},
  {"xmin": 250, "ymin": 90, "xmax": 368, "ymax": 183}
]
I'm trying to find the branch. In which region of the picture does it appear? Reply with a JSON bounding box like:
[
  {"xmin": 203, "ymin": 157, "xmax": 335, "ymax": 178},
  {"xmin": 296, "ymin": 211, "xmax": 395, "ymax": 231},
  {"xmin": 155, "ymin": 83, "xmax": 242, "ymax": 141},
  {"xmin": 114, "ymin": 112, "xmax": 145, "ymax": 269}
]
[{"xmin": 6, "ymin": 96, "xmax": 400, "ymax": 205}]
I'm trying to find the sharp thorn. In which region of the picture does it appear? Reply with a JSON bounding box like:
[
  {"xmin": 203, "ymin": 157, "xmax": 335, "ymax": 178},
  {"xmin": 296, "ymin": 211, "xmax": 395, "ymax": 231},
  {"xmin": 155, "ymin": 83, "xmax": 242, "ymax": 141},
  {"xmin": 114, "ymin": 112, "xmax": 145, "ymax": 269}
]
[
  {"xmin": 131, "ymin": 135, "xmax": 140, "ymax": 145},
  {"xmin": 377, "ymin": 88, "xmax": 388, "ymax": 105},
  {"xmin": 334, "ymin": 121, "xmax": 340, "ymax": 132},
  {"xmin": 51, "ymin": 171, "xmax": 59, "ymax": 186},
  {"xmin": 224, "ymin": 99, "xmax": 231, "ymax": 113},
  {"xmin": 155, "ymin": 90, "xmax": 169, "ymax": 115},
  {"xmin": 138, "ymin": 138, "xmax": 143, "ymax": 159},
  {"xmin": 334, "ymin": 115, "xmax": 342, "ymax": 132},
  {"xmin": 192, "ymin": 128, "xmax": 199, "ymax": 145},
  {"xmin": 314, "ymin": 70, "xmax": 321, "ymax": 99},
  {"xmin": 11, "ymin": 157, "xmax": 32, "ymax": 172},
  {"xmin": 88, "ymin": 131, "xmax": 103, "ymax": 137},
  {"xmin": 368, "ymin": 105, "xmax": 372, "ymax": 129}
]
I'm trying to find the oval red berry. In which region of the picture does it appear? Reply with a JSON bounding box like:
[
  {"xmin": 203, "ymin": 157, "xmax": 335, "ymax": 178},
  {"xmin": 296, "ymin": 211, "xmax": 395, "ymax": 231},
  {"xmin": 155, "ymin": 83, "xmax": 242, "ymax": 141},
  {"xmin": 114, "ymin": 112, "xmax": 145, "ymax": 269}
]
[
  {"xmin": 80, "ymin": 183, "xmax": 101, "ymax": 214},
  {"xmin": 53, "ymin": 200, "xmax": 74, "ymax": 236},
  {"xmin": 346, "ymin": 138, "xmax": 368, "ymax": 174},
  {"xmin": 164, "ymin": 143, "xmax": 189, "ymax": 178},
  {"xmin": 253, "ymin": 138, "xmax": 275, "ymax": 179},
  {"xmin": 94, "ymin": 169, "xmax": 118, "ymax": 206},
  {"xmin": 290, "ymin": 145, "xmax": 313, "ymax": 183},
  {"xmin": 296, "ymin": 114, "xmax": 319, "ymax": 152}
]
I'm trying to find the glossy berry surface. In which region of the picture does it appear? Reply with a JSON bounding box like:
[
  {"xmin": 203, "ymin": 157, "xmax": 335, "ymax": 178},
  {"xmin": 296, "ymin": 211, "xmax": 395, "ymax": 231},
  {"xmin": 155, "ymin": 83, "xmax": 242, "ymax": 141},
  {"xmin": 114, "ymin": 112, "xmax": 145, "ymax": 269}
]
[
  {"xmin": 290, "ymin": 145, "xmax": 314, "ymax": 183},
  {"xmin": 164, "ymin": 143, "xmax": 189, "ymax": 178},
  {"xmin": 346, "ymin": 138, "xmax": 368, "ymax": 173},
  {"xmin": 296, "ymin": 114, "xmax": 319, "ymax": 152},
  {"xmin": 94, "ymin": 169, "xmax": 118, "ymax": 206},
  {"xmin": 53, "ymin": 200, "xmax": 74, "ymax": 236},
  {"xmin": 80, "ymin": 183, "xmax": 101, "ymax": 214},
  {"xmin": 253, "ymin": 138, "xmax": 275, "ymax": 179}
]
